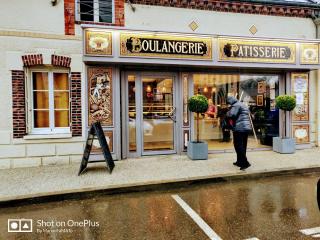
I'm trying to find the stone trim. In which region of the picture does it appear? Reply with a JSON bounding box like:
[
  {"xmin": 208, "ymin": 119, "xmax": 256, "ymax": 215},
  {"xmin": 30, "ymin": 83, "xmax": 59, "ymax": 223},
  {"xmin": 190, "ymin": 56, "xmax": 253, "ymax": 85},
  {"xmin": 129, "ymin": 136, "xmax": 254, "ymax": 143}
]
[
  {"xmin": 52, "ymin": 55, "xmax": 72, "ymax": 68},
  {"xmin": 22, "ymin": 54, "xmax": 43, "ymax": 67},
  {"xmin": 0, "ymin": 30, "xmax": 81, "ymax": 40},
  {"xmin": 130, "ymin": 0, "xmax": 315, "ymax": 18},
  {"xmin": 70, "ymin": 72, "xmax": 82, "ymax": 137},
  {"xmin": 12, "ymin": 70, "xmax": 26, "ymax": 139}
]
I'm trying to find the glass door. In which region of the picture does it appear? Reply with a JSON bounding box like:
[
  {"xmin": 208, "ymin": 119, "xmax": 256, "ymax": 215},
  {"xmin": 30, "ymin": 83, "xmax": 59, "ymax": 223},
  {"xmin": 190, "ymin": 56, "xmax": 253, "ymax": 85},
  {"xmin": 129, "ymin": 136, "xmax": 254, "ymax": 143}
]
[
  {"xmin": 142, "ymin": 76, "xmax": 175, "ymax": 153},
  {"xmin": 126, "ymin": 73, "xmax": 177, "ymax": 157}
]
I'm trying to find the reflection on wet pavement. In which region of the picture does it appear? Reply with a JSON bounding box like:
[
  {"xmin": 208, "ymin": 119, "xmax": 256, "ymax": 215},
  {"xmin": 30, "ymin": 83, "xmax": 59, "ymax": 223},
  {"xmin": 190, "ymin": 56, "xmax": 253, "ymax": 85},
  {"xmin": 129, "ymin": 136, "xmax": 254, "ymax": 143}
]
[
  {"xmin": 180, "ymin": 174, "xmax": 320, "ymax": 240},
  {"xmin": 0, "ymin": 194, "xmax": 209, "ymax": 240},
  {"xmin": 0, "ymin": 173, "xmax": 319, "ymax": 240}
]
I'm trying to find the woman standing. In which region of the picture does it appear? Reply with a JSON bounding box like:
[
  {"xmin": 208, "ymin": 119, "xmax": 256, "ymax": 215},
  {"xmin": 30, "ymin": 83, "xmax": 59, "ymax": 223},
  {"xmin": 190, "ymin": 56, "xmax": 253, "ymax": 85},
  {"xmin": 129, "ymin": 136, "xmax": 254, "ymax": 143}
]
[{"xmin": 226, "ymin": 96, "xmax": 252, "ymax": 170}]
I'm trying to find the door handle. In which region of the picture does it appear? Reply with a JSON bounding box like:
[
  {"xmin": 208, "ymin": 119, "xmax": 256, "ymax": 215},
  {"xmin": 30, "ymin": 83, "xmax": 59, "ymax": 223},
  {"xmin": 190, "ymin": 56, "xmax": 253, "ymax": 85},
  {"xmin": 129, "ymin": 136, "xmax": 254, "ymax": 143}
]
[{"xmin": 168, "ymin": 107, "xmax": 176, "ymax": 122}]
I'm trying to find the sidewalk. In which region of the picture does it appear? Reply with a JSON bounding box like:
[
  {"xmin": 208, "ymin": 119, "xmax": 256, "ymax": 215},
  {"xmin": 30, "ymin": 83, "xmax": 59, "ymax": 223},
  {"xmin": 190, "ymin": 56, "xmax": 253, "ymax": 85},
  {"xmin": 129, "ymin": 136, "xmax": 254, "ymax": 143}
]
[{"xmin": 1, "ymin": 148, "xmax": 320, "ymax": 204}]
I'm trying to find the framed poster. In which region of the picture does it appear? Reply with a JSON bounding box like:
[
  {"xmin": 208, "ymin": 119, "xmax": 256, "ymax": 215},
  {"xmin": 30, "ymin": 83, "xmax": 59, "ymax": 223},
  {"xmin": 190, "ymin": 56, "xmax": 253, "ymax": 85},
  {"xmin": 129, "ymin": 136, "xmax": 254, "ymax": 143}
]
[
  {"xmin": 258, "ymin": 81, "xmax": 266, "ymax": 94},
  {"xmin": 88, "ymin": 67, "xmax": 113, "ymax": 126},
  {"xmin": 291, "ymin": 73, "xmax": 309, "ymax": 121},
  {"xmin": 257, "ymin": 95, "xmax": 264, "ymax": 106}
]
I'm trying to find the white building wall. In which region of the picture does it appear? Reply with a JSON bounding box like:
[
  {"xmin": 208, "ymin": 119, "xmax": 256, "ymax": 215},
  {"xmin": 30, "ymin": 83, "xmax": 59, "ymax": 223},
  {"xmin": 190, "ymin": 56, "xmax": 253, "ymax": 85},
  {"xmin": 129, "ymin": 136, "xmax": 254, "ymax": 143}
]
[
  {"xmin": 125, "ymin": 4, "xmax": 316, "ymax": 39},
  {"xmin": 0, "ymin": 0, "xmax": 87, "ymax": 168},
  {"xmin": 0, "ymin": 0, "xmax": 65, "ymax": 34},
  {"xmin": 0, "ymin": 34, "xmax": 86, "ymax": 169}
]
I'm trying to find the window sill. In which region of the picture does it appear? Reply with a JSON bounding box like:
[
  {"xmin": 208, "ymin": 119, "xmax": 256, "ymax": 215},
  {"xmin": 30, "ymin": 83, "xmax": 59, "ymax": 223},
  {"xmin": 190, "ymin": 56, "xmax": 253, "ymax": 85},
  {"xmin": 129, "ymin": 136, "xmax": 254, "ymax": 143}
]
[
  {"xmin": 23, "ymin": 133, "xmax": 72, "ymax": 140},
  {"xmin": 76, "ymin": 20, "xmax": 115, "ymax": 26}
]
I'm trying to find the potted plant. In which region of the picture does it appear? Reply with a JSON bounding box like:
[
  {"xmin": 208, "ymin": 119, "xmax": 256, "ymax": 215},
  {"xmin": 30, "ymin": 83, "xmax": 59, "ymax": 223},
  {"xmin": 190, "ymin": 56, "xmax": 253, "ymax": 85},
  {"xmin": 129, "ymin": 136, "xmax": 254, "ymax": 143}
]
[
  {"xmin": 273, "ymin": 95, "xmax": 296, "ymax": 154},
  {"xmin": 187, "ymin": 94, "xmax": 209, "ymax": 160}
]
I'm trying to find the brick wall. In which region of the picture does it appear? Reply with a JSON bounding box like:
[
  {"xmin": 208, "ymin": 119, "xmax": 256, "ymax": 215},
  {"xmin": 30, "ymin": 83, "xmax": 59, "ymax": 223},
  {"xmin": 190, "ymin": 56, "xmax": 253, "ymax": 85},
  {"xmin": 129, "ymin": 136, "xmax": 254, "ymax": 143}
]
[
  {"xmin": 52, "ymin": 55, "xmax": 71, "ymax": 68},
  {"xmin": 22, "ymin": 54, "xmax": 43, "ymax": 67},
  {"xmin": 64, "ymin": 0, "xmax": 75, "ymax": 35},
  {"xmin": 70, "ymin": 72, "xmax": 82, "ymax": 136},
  {"xmin": 115, "ymin": 0, "xmax": 125, "ymax": 26},
  {"xmin": 12, "ymin": 71, "xmax": 26, "ymax": 138}
]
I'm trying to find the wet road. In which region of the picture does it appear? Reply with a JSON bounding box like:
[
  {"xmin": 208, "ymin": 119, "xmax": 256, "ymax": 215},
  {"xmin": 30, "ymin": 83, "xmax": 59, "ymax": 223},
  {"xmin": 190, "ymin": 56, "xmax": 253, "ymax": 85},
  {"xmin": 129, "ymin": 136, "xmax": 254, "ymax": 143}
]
[{"xmin": 0, "ymin": 173, "xmax": 319, "ymax": 240}]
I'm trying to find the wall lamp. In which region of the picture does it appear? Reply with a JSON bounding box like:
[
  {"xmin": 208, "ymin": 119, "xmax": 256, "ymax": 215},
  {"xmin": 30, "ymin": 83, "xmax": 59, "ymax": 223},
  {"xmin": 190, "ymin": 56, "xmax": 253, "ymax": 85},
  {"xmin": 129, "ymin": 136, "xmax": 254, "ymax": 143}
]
[
  {"xmin": 51, "ymin": 0, "xmax": 57, "ymax": 6},
  {"xmin": 127, "ymin": 0, "xmax": 136, "ymax": 12}
]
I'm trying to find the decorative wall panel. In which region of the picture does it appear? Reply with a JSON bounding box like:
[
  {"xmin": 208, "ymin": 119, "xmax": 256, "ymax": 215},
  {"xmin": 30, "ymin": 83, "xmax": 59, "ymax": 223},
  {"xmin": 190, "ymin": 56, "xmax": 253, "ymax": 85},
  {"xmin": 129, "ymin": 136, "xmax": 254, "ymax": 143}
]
[
  {"xmin": 88, "ymin": 67, "xmax": 113, "ymax": 126},
  {"xmin": 92, "ymin": 130, "xmax": 113, "ymax": 153},
  {"xmin": 293, "ymin": 125, "xmax": 309, "ymax": 144},
  {"xmin": 291, "ymin": 73, "xmax": 309, "ymax": 121}
]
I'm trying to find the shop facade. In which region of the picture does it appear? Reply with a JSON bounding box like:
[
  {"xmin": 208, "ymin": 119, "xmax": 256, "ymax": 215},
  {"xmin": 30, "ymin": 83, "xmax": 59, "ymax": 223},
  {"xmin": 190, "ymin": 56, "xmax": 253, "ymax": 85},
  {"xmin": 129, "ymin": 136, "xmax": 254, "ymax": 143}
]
[
  {"xmin": 1, "ymin": 0, "xmax": 320, "ymax": 167},
  {"xmin": 83, "ymin": 27, "xmax": 320, "ymax": 159}
]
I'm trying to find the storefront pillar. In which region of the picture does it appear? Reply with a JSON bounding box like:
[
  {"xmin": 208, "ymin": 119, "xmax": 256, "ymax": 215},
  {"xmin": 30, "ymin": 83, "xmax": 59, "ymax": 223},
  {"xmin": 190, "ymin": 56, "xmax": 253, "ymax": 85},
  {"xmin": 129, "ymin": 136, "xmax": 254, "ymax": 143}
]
[
  {"xmin": 317, "ymin": 70, "xmax": 320, "ymax": 146},
  {"xmin": 313, "ymin": 18, "xmax": 320, "ymax": 146}
]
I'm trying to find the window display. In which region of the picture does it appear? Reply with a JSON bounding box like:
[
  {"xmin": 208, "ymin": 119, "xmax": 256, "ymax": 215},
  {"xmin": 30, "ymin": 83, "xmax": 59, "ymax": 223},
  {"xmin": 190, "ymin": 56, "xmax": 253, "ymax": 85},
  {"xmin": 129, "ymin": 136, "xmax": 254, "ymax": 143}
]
[{"xmin": 192, "ymin": 74, "xmax": 280, "ymax": 150}]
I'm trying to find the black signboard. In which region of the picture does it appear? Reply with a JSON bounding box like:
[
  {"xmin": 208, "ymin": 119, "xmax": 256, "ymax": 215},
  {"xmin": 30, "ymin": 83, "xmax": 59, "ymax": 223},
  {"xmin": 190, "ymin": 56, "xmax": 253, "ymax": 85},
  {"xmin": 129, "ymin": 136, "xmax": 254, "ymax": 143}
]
[
  {"xmin": 218, "ymin": 38, "xmax": 296, "ymax": 63},
  {"xmin": 223, "ymin": 43, "xmax": 292, "ymax": 60},
  {"xmin": 120, "ymin": 33, "xmax": 212, "ymax": 60},
  {"xmin": 125, "ymin": 37, "xmax": 208, "ymax": 56},
  {"xmin": 78, "ymin": 122, "xmax": 115, "ymax": 175}
]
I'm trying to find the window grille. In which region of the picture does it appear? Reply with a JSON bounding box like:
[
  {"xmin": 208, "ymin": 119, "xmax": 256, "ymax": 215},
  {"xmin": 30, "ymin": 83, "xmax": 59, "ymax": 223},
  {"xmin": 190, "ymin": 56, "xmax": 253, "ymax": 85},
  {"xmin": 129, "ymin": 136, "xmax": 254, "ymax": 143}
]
[{"xmin": 77, "ymin": 0, "xmax": 113, "ymax": 23}]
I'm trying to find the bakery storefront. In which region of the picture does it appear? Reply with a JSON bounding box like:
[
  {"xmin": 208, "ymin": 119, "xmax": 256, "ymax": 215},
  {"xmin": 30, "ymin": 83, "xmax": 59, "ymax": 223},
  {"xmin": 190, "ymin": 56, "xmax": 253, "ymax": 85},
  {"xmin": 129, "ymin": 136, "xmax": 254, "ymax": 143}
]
[{"xmin": 83, "ymin": 28, "xmax": 318, "ymax": 159}]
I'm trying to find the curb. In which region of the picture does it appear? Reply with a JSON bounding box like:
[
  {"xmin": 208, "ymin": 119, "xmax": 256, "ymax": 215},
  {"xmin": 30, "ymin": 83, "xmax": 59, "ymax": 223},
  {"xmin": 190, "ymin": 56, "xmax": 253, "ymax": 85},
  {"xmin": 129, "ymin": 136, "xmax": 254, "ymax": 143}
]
[{"xmin": 1, "ymin": 167, "xmax": 320, "ymax": 207}]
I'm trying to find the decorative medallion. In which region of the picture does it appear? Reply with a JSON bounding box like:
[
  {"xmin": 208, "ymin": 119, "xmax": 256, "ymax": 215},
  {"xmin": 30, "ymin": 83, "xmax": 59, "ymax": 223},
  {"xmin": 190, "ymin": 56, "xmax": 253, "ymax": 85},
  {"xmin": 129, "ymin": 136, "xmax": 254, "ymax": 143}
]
[
  {"xmin": 300, "ymin": 43, "xmax": 319, "ymax": 64},
  {"xmin": 85, "ymin": 30, "xmax": 112, "ymax": 56},
  {"xmin": 88, "ymin": 67, "xmax": 113, "ymax": 126},
  {"xmin": 189, "ymin": 21, "xmax": 199, "ymax": 32},
  {"xmin": 293, "ymin": 125, "xmax": 309, "ymax": 144},
  {"xmin": 249, "ymin": 25, "xmax": 258, "ymax": 35}
]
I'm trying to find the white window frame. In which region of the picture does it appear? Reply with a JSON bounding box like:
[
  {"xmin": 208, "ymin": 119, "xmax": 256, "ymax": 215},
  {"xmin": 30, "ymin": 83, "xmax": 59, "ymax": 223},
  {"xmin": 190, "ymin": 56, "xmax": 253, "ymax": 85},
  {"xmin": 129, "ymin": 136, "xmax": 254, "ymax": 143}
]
[
  {"xmin": 75, "ymin": 0, "xmax": 115, "ymax": 24},
  {"xmin": 30, "ymin": 69, "xmax": 71, "ymax": 135}
]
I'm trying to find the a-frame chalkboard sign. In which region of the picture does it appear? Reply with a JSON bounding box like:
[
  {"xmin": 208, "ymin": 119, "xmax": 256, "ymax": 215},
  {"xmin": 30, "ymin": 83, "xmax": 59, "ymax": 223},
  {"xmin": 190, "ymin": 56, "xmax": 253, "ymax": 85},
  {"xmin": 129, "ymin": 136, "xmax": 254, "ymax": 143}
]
[{"xmin": 78, "ymin": 122, "xmax": 115, "ymax": 176}]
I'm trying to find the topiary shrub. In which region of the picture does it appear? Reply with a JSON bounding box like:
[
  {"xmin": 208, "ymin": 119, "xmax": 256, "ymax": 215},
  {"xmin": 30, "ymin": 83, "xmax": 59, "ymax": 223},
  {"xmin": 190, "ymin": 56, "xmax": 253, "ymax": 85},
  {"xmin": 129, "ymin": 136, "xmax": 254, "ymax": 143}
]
[
  {"xmin": 188, "ymin": 94, "xmax": 209, "ymax": 143},
  {"xmin": 275, "ymin": 95, "xmax": 296, "ymax": 112},
  {"xmin": 275, "ymin": 95, "xmax": 296, "ymax": 138}
]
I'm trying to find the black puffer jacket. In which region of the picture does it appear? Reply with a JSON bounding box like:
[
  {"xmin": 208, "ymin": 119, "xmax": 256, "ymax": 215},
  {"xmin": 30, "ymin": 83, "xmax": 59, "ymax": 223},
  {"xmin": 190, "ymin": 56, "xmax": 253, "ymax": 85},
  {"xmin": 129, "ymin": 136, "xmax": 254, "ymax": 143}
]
[{"xmin": 226, "ymin": 96, "xmax": 252, "ymax": 132}]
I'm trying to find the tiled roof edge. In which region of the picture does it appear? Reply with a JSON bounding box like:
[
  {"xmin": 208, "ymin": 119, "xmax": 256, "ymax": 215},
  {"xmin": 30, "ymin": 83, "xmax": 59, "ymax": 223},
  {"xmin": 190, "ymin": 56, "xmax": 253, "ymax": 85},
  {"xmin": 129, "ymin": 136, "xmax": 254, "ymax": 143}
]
[{"xmin": 129, "ymin": 0, "xmax": 320, "ymax": 18}]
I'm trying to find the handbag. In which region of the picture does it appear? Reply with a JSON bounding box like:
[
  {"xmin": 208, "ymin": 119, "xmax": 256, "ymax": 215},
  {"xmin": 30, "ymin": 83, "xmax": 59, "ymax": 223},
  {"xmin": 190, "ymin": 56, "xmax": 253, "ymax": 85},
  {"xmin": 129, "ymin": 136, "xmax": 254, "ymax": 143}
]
[
  {"xmin": 224, "ymin": 108, "xmax": 241, "ymax": 130},
  {"xmin": 223, "ymin": 118, "xmax": 235, "ymax": 130}
]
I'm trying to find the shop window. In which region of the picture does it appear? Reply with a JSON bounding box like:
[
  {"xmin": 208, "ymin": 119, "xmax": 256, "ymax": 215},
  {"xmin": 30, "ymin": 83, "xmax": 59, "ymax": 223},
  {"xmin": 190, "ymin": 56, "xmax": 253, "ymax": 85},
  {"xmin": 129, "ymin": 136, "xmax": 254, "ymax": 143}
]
[
  {"xmin": 77, "ymin": 0, "xmax": 113, "ymax": 23},
  {"xmin": 31, "ymin": 71, "xmax": 70, "ymax": 134},
  {"xmin": 192, "ymin": 74, "xmax": 280, "ymax": 151}
]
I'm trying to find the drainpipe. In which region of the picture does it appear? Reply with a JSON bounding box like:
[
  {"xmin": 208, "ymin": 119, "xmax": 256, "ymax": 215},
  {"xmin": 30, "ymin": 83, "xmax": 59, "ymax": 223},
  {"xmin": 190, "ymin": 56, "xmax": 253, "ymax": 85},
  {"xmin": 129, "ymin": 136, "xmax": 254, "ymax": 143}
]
[{"xmin": 313, "ymin": 17, "xmax": 320, "ymax": 146}]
